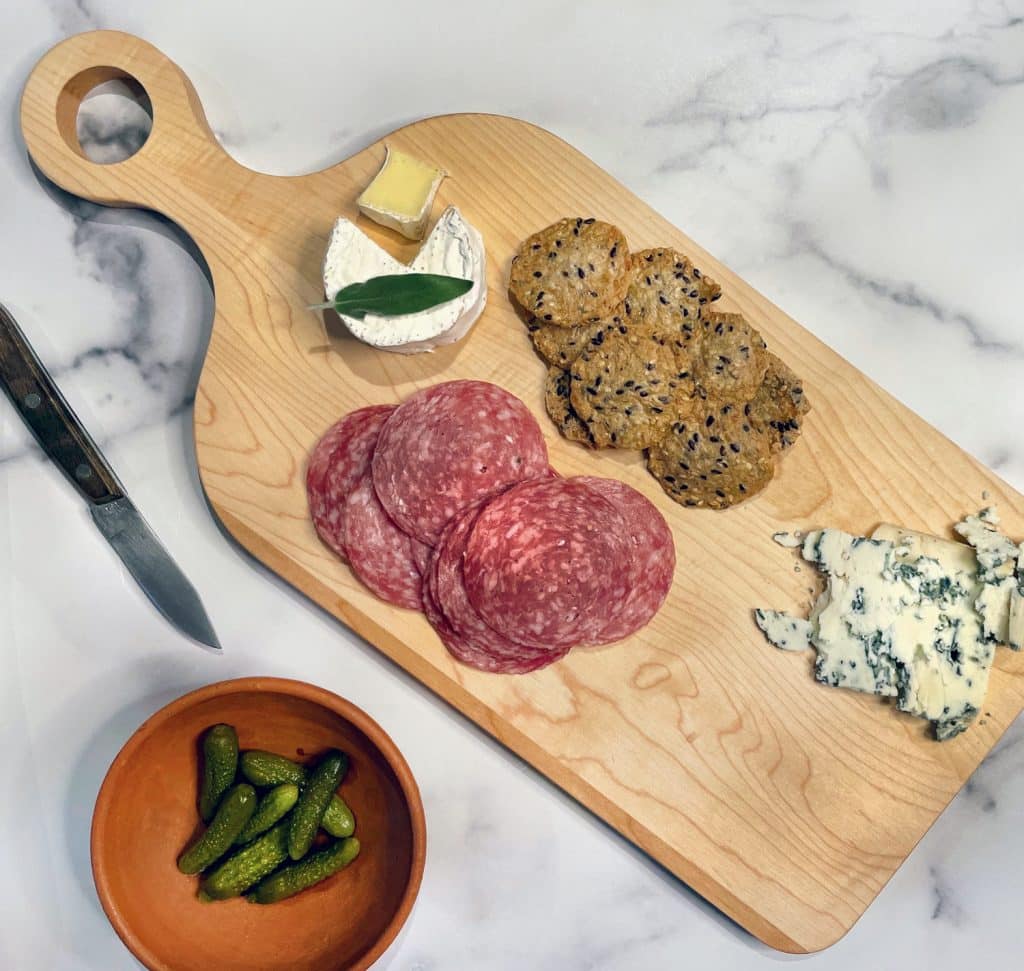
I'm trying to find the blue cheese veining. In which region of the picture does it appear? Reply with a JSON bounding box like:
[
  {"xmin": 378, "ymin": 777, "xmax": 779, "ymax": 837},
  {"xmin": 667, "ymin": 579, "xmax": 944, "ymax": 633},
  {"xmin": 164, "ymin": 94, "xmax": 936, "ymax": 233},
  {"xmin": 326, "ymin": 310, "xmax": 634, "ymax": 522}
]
[
  {"xmin": 954, "ymin": 507, "xmax": 1022, "ymax": 647},
  {"xmin": 754, "ymin": 513, "xmax": 1019, "ymax": 740}
]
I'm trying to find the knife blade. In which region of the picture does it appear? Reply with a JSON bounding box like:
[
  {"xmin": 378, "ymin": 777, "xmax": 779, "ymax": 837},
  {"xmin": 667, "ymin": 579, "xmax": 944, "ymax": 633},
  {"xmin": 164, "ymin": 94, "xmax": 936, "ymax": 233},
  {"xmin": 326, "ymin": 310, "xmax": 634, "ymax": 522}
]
[{"xmin": 0, "ymin": 302, "xmax": 221, "ymax": 650}]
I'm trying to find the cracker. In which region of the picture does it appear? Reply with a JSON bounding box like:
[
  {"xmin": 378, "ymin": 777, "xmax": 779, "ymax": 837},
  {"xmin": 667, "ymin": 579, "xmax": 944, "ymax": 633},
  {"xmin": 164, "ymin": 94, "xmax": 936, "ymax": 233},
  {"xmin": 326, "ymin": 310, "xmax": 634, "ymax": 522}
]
[
  {"xmin": 647, "ymin": 400, "xmax": 774, "ymax": 509},
  {"xmin": 528, "ymin": 309, "xmax": 663, "ymax": 367},
  {"xmin": 509, "ymin": 218, "xmax": 631, "ymax": 326},
  {"xmin": 695, "ymin": 311, "xmax": 769, "ymax": 403},
  {"xmin": 529, "ymin": 316, "xmax": 615, "ymax": 367},
  {"xmin": 624, "ymin": 248, "xmax": 721, "ymax": 332},
  {"xmin": 569, "ymin": 333, "xmax": 688, "ymax": 450},
  {"xmin": 544, "ymin": 365, "xmax": 594, "ymax": 446},
  {"xmin": 746, "ymin": 352, "xmax": 811, "ymax": 452}
]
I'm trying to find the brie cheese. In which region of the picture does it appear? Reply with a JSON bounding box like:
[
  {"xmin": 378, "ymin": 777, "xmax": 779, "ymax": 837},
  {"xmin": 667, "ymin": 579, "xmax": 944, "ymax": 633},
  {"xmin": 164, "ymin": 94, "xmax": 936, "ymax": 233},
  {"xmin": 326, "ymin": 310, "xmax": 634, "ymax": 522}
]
[
  {"xmin": 321, "ymin": 205, "xmax": 486, "ymax": 354},
  {"xmin": 356, "ymin": 147, "xmax": 445, "ymax": 240}
]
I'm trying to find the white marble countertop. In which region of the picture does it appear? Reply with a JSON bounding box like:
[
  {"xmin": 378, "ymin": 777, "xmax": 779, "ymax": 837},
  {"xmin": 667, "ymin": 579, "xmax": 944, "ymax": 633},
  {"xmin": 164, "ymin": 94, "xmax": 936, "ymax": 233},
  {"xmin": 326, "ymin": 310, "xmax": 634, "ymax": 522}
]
[{"xmin": 3, "ymin": 1, "xmax": 1023, "ymax": 968}]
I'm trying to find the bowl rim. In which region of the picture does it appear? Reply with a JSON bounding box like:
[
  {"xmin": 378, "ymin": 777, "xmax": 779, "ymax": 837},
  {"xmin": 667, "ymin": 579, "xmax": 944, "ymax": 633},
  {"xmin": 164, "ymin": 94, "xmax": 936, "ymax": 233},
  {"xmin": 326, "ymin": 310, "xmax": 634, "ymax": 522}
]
[{"xmin": 90, "ymin": 676, "xmax": 427, "ymax": 971}]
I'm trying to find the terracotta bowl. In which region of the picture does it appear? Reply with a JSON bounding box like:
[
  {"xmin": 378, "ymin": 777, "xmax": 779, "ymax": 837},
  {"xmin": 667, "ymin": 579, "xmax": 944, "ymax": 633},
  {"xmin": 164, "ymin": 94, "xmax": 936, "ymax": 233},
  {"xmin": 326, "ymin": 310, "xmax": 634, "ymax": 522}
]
[{"xmin": 91, "ymin": 677, "xmax": 426, "ymax": 971}]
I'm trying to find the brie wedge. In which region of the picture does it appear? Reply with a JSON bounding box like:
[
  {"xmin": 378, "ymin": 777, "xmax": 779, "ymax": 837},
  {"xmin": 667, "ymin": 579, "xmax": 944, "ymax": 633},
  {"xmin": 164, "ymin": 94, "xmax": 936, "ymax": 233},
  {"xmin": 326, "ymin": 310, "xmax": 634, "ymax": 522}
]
[
  {"xmin": 357, "ymin": 147, "xmax": 445, "ymax": 240},
  {"xmin": 322, "ymin": 205, "xmax": 486, "ymax": 354}
]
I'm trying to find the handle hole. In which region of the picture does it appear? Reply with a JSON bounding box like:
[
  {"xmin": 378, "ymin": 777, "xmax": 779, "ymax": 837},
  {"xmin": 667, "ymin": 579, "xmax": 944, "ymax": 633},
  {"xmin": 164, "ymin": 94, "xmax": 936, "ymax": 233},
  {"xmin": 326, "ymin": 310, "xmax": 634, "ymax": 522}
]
[{"xmin": 57, "ymin": 67, "xmax": 153, "ymax": 165}]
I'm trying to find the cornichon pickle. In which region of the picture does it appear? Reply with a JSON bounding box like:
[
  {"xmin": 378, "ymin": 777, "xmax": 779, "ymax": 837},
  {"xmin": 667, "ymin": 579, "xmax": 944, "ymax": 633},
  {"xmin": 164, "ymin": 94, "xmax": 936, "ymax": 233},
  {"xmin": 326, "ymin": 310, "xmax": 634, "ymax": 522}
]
[
  {"xmin": 201, "ymin": 820, "xmax": 290, "ymax": 899},
  {"xmin": 239, "ymin": 750, "xmax": 308, "ymax": 788},
  {"xmin": 234, "ymin": 783, "xmax": 300, "ymax": 844},
  {"xmin": 251, "ymin": 837, "xmax": 361, "ymax": 904},
  {"xmin": 321, "ymin": 794, "xmax": 355, "ymax": 838},
  {"xmin": 198, "ymin": 724, "xmax": 239, "ymax": 822},
  {"xmin": 288, "ymin": 751, "xmax": 349, "ymax": 860},
  {"xmin": 178, "ymin": 784, "xmax": 257, "ymax": 874}
]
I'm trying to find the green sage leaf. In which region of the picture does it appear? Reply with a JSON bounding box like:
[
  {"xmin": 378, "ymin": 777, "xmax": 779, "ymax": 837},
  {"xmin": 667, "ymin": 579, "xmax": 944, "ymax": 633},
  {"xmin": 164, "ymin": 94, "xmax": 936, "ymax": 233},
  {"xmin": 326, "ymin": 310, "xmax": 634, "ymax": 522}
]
[{"xmin": 310, "ymin": 273, "xmax": 474, "ymax": 320}]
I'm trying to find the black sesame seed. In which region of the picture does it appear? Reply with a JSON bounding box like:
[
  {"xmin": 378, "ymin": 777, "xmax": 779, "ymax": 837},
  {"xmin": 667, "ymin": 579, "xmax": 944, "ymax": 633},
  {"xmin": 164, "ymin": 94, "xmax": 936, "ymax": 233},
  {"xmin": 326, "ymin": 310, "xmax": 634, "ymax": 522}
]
[
  {"xmin": 533, "ymin": 271, "xmax": 542, "ymax": 279},
  {"xmin": 705, "ymin": 415, "xmax": 715, "ymax": 427},
  {"xmin": 577, "ymin": 267, "xmax": 586, "ymax": 279},
  {"xmin": 730, "ymin": 443, "xmax": 741, "ymax": 453}
]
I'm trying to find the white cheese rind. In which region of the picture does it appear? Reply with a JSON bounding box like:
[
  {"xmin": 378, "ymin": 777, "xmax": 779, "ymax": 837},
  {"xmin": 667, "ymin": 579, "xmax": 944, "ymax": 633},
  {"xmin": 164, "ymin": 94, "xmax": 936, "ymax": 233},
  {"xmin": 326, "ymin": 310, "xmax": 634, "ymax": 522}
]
[{"xmin": 320, "ymin": 206, "xmax": 486, "ymax": 354}]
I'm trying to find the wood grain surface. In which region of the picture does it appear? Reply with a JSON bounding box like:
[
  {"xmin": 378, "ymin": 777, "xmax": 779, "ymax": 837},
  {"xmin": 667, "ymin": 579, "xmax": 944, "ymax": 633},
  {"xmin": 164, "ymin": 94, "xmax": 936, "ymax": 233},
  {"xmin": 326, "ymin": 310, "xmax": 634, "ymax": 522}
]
[{"xmin": 21, "ymin": 30, "xmax": 1024, "ymax": 954}]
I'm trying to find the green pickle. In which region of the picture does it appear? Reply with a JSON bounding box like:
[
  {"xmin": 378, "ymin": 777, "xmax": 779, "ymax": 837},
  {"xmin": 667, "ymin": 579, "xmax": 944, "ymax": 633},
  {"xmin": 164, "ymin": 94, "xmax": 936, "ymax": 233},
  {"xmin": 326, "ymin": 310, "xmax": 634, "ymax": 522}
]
[
  {"xmin": 234, "ymin": 784, "xmax": 300, "ymax": 844},
  {"xmin": 198, "ymin": 724, "xmax": 239, "ymax": 822},
  {"xmin": 321, "ymin": 794, "xmax": 356, "ymax": 838},
  {"xmin": 288, "ymin": 751, "xmax": 349, "ymax": 860},
  {"xmin": 201, "ymin": 820, "xmax": 291, "ymax": 899},
  {"xmin": 252, "ymin": 837, "xmax": 361, "ymax": 904},
  {"xmin": 178, "ymin": 784, "xmax": 257, "ymax": 874},
  {"xmin": 239, "ymin": 750, "xmax": 308, "ymax": 787}
]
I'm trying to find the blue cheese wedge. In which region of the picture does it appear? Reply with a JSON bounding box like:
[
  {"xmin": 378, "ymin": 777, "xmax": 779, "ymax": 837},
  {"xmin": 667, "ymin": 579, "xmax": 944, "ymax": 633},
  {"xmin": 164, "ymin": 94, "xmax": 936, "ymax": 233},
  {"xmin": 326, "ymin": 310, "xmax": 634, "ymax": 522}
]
[
  {"xmin": 954, "ymin": 507, "xmax": 1021, "ymax": 646},
  {"xmin": 321, "ymin": 205, "xmax": 486, "ymax": 354},
  {"xmin": 754, "ymin": 609, "xmax": 814, "ymax": 651},
  {"xmin": 757, "ymin": 526, "xmax": 998, "ymax": 740},
  {"xmin": 1009, "ymin": 555, "xmax": 1024, "ymax": 651}
]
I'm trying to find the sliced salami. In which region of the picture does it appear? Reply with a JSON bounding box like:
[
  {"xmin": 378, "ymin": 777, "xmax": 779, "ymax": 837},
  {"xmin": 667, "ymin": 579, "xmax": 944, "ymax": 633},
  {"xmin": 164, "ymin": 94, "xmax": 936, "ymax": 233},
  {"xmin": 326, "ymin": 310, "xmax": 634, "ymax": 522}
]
[
  {"xmin": 410, "ymin": 537, "xmax": 433, "ymax": 578},
  {"xmin": 575, "ymin": 477, "xmax": 675, "ymax": 643},
  {"xmin": 431, "ymin": 501, "xmax": 566, "ymax": 671},
  {"xmin": 307, "ymin": 405, "xmax": 395, "ymax": 559},
  {"xmin": 372, "ymin": 380, "xmax": 549, "ymax": 545},
  {"xmin": 342, "ymin": 476, "xmax": 422, "ymax": 610},
  {"xmin": 462, "ymin": 477, "xmax": 633, "ymax": 649}
]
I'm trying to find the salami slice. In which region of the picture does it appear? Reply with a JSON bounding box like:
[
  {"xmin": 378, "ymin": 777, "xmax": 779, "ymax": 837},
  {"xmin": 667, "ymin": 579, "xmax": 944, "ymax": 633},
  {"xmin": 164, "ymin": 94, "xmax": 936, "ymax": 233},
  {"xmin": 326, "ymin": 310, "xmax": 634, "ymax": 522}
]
[
  {"xmin": 372, "ymin": 380, "xmax": 549, "ymax": 545},
  {"xmin": 433, "ymin": 501, "xmax": 566, "ymax": 669},
  {"xmin": 462, "ymin": 477, "xmax": 633, "ymax": 649},
  {"xmin": 575, "ymin": 477, "xmax": 675, "ymax": 643},
  {"xmin": 307, "ymin": 405, "xmax": 395, "ymax": 559},
  {"xmin": 342, "ymin": 476, "xmax": 422, "ymax": 610},
  {"xmin": 410, "ymin": 537, "xmax": 433, "ymax": 578}
]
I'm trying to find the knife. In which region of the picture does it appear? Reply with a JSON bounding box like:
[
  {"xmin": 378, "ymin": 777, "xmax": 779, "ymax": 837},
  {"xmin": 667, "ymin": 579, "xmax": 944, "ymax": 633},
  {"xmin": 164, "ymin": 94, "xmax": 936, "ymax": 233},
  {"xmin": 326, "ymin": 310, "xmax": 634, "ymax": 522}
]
[{"xmin": 0, "ymin": 303, "xmax": 221, "ymax": 651}]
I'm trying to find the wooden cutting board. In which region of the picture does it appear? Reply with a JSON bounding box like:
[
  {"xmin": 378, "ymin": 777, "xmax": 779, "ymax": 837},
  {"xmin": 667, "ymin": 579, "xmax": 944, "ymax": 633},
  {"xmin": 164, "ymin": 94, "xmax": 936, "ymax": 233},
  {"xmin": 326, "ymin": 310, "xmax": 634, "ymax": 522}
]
[{"xmin": 22, "ymin": 30, "xmax": 1024, "ymax": 953}]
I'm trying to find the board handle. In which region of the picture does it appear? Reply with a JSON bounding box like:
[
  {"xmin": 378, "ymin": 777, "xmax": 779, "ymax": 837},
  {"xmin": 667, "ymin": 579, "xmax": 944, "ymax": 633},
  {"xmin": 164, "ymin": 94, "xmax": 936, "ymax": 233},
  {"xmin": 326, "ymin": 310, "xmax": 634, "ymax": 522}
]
[{"xmin": 19, "ymin": 30, "xmax": 234, "ymax": 213}]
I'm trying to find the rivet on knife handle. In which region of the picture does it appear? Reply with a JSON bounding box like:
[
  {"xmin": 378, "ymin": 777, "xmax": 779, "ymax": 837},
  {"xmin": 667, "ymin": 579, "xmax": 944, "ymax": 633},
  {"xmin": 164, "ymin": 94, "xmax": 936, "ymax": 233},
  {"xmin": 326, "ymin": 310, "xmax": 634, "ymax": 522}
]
[{"xmin": 0, "ymin": 303, "xmax": 123, "ymax": 504}]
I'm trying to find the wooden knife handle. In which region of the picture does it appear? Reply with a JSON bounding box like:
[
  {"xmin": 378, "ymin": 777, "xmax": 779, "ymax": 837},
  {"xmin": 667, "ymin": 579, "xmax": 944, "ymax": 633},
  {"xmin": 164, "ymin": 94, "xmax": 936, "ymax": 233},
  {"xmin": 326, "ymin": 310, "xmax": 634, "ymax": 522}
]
[{"xmin": 0, "ymin": 304, "xmax": 122, "ymax": 504}]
